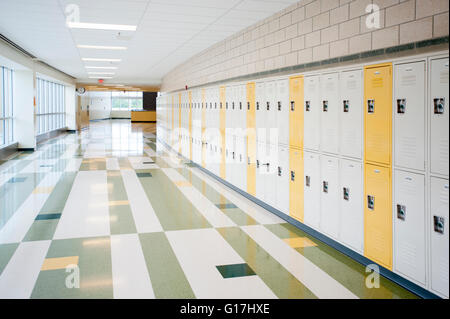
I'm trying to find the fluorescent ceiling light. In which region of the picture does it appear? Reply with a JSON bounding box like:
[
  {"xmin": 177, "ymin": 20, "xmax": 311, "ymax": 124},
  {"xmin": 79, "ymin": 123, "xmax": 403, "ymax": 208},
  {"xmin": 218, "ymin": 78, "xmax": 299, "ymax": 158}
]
[
  {"xmin": 78, "ymin": 45, "xmax": 127, "ymax": 50},
  {"xmin": 67, "ymin": 22, "xmax": 137, "ymax": 31},
  {"xmin": 88, "ymin": 72, "xmax": 115, "ymax": 75},
  {"xmin": 85, "ymin": 66, "xmax": 118, "ymax": 70},
  {"xmin": 82, "ymin": 58, "xmax": 121, "ymax": 62},
  {"xmin": 89, "ymin": 76, "xmax": 113, "ymax": 79}
]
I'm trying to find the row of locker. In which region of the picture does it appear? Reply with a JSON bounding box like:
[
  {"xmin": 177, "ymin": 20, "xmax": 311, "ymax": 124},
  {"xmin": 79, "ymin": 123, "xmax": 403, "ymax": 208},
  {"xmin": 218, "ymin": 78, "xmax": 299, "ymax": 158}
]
[
  {"xmin": 158, "ymin": 58, "xmax": 449, "ymax": 177},
  {"xmin": 156, "ymin": 55, "xmax": 449, "ymax": 298}
]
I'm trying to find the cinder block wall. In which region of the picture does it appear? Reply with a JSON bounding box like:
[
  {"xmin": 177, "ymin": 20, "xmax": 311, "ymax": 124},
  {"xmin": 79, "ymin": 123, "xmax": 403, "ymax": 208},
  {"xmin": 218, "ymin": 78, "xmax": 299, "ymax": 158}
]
[{"xmin": 160, "ymin": 0, "xmax": 449, "ymax": 92}]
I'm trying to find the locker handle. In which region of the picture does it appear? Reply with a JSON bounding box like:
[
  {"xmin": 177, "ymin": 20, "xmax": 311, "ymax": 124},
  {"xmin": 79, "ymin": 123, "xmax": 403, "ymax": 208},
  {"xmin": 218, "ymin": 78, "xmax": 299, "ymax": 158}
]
[
  {"xmin": 256, "ymin": 102, "xmax": 260, "ymax": 110},
  {"xmin": 232, "ymin": 102, "xmax": 235, "ymax": 109},
  {"xmin": 240, "ymin": 102, "xmax": 243, "ymax": 110},
  {"xmin": 433, "ymin": 98, "xmax": 445, "ymax": 114},
  {"xmin": 267, "ymin": 102, "xmax": 270, "ymax": 111},
  {"xmin": 343, "ymin": 100, "xmax": 349, "ymax": 113},
  {"xmin": 343, "ymin": 187, "xmax": 350, "ymax": 201},
  {"xmin": 278, "ymin": 166, "xmax": 282, "ymax": 177},
  {"xmin": 367, "ymin": 195, "xmax": 375, "ymax": 210},
  {"xmin": 305, "ymin": 101, "xmax": 311, "ymax": 112},
  {"xmin": 305, "ymin": 175, "xmax": 310, "ymax": 187},
  {"xmin": 397, "ymin": 204, "xmax": 406, "ymax": 221},
  {"xmin": 397, "ymin": 99, "xmax": 406, "ymax": 114},
  {"xmin": 278, "ymin": 101, "xmax": 281, "ymax": 111},
  {"xmin": 433, "ymin": 216, "xmax": 445, "ymax": 234},
  {"xmin": 323, "ymin": 101, "xmax": 328, "ymax": 112},
  {"xmin": 291, "ymin": 171, "xmax": 295, "ymax": 181},
  {"xmin": 247, "ymin": 102, "xmax": 250, "ymax": 110},
  {"xmin": 226, "ymin": 102, "xmax": 228, "ymax": 109},
  {"xmin": 256, "ymin": 160, "xmax": 260, "ymax": 168},
  {"xmin": 322, "ymin": 181, "xmax": 328, "ymax": 193},
  {"xmin": 367, "ymin": 100, "xmax": 375, "ymax": 113},
  {"xmin": 290, "ymin": 101, "xmax": 295, "ymax": 111}
]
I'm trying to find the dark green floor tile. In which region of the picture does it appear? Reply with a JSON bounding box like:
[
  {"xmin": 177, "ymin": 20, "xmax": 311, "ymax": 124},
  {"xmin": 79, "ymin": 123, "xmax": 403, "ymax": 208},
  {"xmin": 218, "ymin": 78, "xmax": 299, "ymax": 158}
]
[
  {"xmin": 216, "ymin": 263, "xmax": 256, "ymax": 279},
  {"xmin": 23, "ymin": 219, "xmax": 59, "ymax": 241},
  {"xmin": 139, "ymin": 232, "xmax": 195, "ymax": 299}
]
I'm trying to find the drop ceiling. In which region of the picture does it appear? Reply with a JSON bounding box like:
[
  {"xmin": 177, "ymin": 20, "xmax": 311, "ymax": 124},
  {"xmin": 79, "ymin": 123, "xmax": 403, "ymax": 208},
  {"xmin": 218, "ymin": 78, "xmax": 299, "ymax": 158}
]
[{"xmin": 0, "ymin": 0, "xmax": 299, "ymax": 87}]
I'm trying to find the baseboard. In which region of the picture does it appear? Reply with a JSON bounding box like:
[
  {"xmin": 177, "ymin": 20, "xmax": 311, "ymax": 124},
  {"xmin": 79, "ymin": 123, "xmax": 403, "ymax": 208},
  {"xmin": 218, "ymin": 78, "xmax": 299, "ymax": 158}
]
[
  {"xmin": 0, "ymin": 142, "xmax": 19, "ymax": 160},
  {"xmin": 157, "ymin": 137, "xmax": 442, "ymax": 300}
]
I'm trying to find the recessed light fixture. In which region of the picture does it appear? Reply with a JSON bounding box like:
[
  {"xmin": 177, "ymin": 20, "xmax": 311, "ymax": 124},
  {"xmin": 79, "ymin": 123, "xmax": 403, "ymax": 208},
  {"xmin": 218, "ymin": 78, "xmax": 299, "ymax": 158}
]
[
  {"xmin": 67, "ymin": 22, "xmax": 137, "ymax": 31},
  {"xmin": 88, "ymin": 72, "xmax": 115, "ymax": 75},
  {"xmin": 82, "ymin": 58, "xmax": 121, "ymax": 62},
  {"xmin": 85, "ymin": 66, "xmax": 118, "ymax": 70},
  {"xmin": 78, "ymin": 45, "xmax": 127, "ymax": 50},
  {"xmin": 89, "ymin": 76, "xmax": 113, "ymax": 79}
]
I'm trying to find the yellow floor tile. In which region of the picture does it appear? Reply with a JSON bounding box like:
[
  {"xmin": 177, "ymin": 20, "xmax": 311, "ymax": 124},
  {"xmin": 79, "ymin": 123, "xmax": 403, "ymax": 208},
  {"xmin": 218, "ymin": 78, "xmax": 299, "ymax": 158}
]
[
  {"xmin": 33, "ymin": 187, "xmax": 54, "ymax": 194},
  {"xmin": 109, "ymin": 200, "xmax": 129, "ymax": 206},
  {"xmin": 283, "ymin": 237, "xmax": 317, "ymax": 248},
  {"xmin": 41, "ymin": 256, "xmax": 79, "ymax": 271},
  {"xmin": 174, "ymin": 181, "xmax": 192, "ymax": 187}
]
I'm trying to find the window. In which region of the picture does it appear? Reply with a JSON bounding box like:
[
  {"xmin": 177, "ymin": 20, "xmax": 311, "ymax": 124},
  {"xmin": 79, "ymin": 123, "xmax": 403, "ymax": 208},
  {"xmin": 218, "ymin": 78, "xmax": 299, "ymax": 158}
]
[
  {"xmin": 36, "ymin": 78, "xmax": 65, "ymax": 135},
  {"xmin": 0, "ymin": 66, "xmax": 14, "ymax": 147},
  {"xmin": 111, "ymin": 91, "xmax": 143, "ymax": 110}
]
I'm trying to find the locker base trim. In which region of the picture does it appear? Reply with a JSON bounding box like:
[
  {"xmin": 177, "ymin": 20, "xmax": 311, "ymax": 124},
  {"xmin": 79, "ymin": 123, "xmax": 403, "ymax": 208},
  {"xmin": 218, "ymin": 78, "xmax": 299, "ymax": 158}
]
[{"xmin": 158, "ymin": 138, "xmax": 442, "ymax": 300}]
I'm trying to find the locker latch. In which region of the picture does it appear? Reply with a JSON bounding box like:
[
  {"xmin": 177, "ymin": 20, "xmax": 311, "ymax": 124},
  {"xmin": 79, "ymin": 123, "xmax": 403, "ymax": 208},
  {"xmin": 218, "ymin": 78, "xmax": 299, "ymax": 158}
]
[
  {"xmin": 323, "ymin": 181, "xmax": 328, "ymax": 193},
  {"xmin": 232, "ymin": 102, "xmax": 235, "ymax": 110},
  {"xmin": 232, "ymin": 152, "xmax": 235, "ymax": 159},
  {"xmin": 434, "ymin": 98, "xmax": 445, "ymax": 114},
  {"xmin": 215, "ymin": 103, "xmax": 217, "ymax": 109},
  {"xmin": 433, "ymin": 216, "xmax": 445, "ymax": 234},
  {"xmin": 248, "ymin": 157, "xmax": 251, "ymax": 165},
  {"xmin": 343, "ymin": 100, "xmax": 349, "ymax": 113},
  {"xmin": 256, "ymin": 160, "xmax": 260, "ymax": 168},
  {"xmin": 240, "ymin": 154, "xmax": 242, "ymax": 162},
  {"xmin": 343, "ymin": 187, "xmax": 350, "ymax": 200},
  {"xmin": 278, "ymin": 166, "xmax": 282, "ymax": 177},
  {"xmin": 290, "ymin": 101, "xmax": 295, "ymax": 111},
  {"xmin": 278, "ymin": 101, "xmax": 281, "ymax": 111},
  {"xmin": 397, "ymin": 204, "xmax": 406, "ymax": 221},
  {"xmin": 226, "ymin": 102, "xmax": 228, "ymax": 109},
  {"xmin": 267, "ymin": 102, "xmax": 270, "ymax": 110},
  {"xmin": 226, "ymin": 149, "xmax": 228, "ymax": 156},
  {"xmin": 247, "ymin": 102, "xmax": 250, "ymax": 110},
  {"xmin": 397, "ymin": 99, "xmax": 406, "ymax": 114},
  {"xmin": 367, "ymin": 100, "xmax": 375, "ymax": 113},
  {"xmin": 305, "ymin": 101, "xmax": 311, "ymax": 112},
  {"xmin": 291, "ymin": 171, "xmax": 295, "ymax": 181},
  {"xmin": 256, "ymin": 102, "xmax": 260, "ymax": 110},
  {"xmin": 323, "ymin": 101, "xmax": 328, "ymax": 112},
  {"xmin": 367, "ymin": 195, "xmax": 375, "ymax": 210},
  {"xmin": 240, "ymin": 102, "xmax": 242, "ymax": 110},
  {"xmin": 305, "ymin": 175, "xmax": 311, "ymax": 187}
]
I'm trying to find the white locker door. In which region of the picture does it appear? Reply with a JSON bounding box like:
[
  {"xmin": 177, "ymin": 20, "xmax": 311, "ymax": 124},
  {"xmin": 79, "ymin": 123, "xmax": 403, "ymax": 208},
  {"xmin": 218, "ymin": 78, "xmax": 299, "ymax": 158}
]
[
  {"xmin": 430, "ymin": 177, "xmax": 449, "ymax": 298},
  {"xmin": 394, "ymin": 170, "xmax": 426, "ymax": 285},
  {"xmin": 304, "ymin": 75, "xmax": 321, "ymax": 150},
  {"xmin": 320, "ymin": 73, "xmax": 340, "ymax": 154},
  {"xmin": 430, "ymin": 58, "xmax": 449, "ymax": 176},
  {"xmin": 255, "ymin": 82, "xmax": 266, "ymax": 143},
  {"xmin": 230, "ymin": 135, "xmax": 237, "ymax": 187},
  {"xmin": 236, "ymin": 136, "xmax": 247, "ymax": 191},
  {"xmin": 240, "ymin": 84, "xmax": 247, "ymax": 132},
  {"xmin": 256, "ymin": 141, "xmax": 266, "ymax": 201},
  {"xmin": 339, "ymin": 159, "xmax": 363, "ymax": 253},
  {"xmin": 265, "ymin": 143, "xmax": 278, "ymax": 208},
  {"xmin": 394, "ymin": 62, "xmax": 426, "ymax": 171},
  {"xmin": 265, "ymin": 81, "xmax": 277, "ymax": 146},
  {"xmin": 225, "ymin": 132, "xmax": 232, "ymax": 183},
  {"xmin": 276, "ymin": 145, "xmax": 290, "ymax": 215},
  {"xmin": 340, "ymin": 70, "xmax": 363, "ymax": 159},
  {"xmin": 320, "ymin": 156, "xmax": 340, "ymax": 239},
  {"xmin": 304, "ymin": 151, "xmax": 321, "ymax": 229},
  {"xmin": 276, "ymin": 79, "xmax": 289, "ymax": 146}
]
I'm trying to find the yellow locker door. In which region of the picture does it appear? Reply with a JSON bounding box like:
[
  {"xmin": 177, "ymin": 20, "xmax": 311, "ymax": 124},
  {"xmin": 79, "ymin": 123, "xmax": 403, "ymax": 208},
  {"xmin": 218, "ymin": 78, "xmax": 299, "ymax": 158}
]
[
  {"xmin": 364, "ymin": 163, "xmax": 392, "ymax": 269},
  {"xmin": 220, "ymin": 86, "xmax": 227, "ymax": 179},
  {"xmin": 289, "ymin": 147, "xmax": 304, "ymax": 222},
  {"xmin": 201, "ymin": 89, "xmax": 206, "ymax": 168},
  {"xmin": 364, "ymin": 63, "xmax": 393, "ymax": 166},
  {"xmin": 289, "ymin": 76, "xmax": 304, "ymax": 149},
  {"xmin": 188, "ymin": 91, "xmax": 193, "ymax": 161},
  {"xmin": 246, "ymin": 82, "xmax": 256, "ymax": 196}
]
